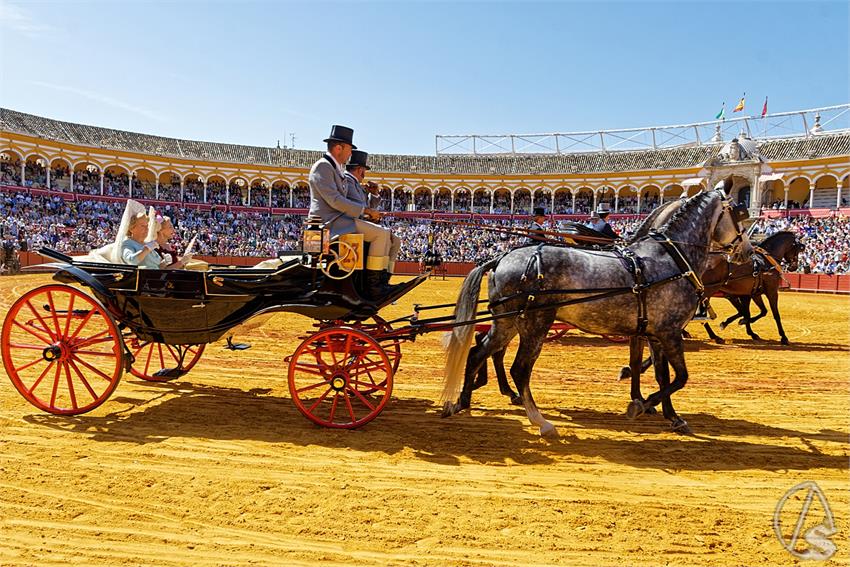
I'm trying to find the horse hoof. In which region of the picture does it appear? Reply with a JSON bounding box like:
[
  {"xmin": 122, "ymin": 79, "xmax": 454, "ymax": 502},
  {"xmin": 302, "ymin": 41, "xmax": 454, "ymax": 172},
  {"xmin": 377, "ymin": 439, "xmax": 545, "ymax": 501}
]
[
  {"xmin": 540, "ymin": 423, "xmax": 559, "ymax": 438},
  {"xmin": 719, "ymin": 322, "xmax": 728, "ymax": 330},
  {"xmin": 644, "ymin": 406, "xmax": 658, "ymax": 415},
  {"xmin": 715, "ymin": 337, "xmax": 725, "ymax": 345},
  {"xmin": 618, "ymin": 367, "xmax": 631, "ymax": 381},
  {"xmin": 441, "ymin": 402, "xmax": 459, "ymax": 418},
  {"xmin": 671, "ymin": 419, "xmax": 692, "ymax": 434},
  {"xmin": 751, "ymin": 334, "xmax": 762, "ymax": 341},
  {"xmin": 626, "ymin": 399, "xmax": 645, "ymax": 420},
  {"xmin": 781, "ymin": 337, "xmax": 789, "ymax": 346},
  {"xmin": 510, "ymin": 395, "xmax": 524, "ymax": 406},
  {"xmin": 737, "ymin": 319, "xmax": 748, "ymax": 326}
]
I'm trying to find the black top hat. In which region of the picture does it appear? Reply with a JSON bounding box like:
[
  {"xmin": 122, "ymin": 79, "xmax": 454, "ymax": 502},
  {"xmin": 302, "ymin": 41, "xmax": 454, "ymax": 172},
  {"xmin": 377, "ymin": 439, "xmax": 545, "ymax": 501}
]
[
  {"xmin": 346, "ymin": 149, "xmax": 370, "ymax": 170},
  {"xmin": 596, "ymin": 203, "xmax": 612, "ymax": 216},
  {"xmin": 324, "ymin": 125, "xmax": 356, "ymax": 149},
  {"xmin": 533, "ymin": 207, "xmax": 546, "ymax": 217}
]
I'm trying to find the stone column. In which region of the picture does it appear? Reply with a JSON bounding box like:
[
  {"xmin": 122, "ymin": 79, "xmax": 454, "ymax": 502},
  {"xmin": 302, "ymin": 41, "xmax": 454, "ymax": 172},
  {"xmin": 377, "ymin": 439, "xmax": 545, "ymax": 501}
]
[
  {"xmin": 180, "ymin": 179, "xmax": 185, "ymax": 202},
  {"xmin": 571, "ymin": 191, "xmax": 576, "ymax": 214},
  {"xmin": 490, "ymin": 191, "xmax": 494, "ymax": 214},
  {"xmin": 203, "ymin": 180, "xmax": 208, "ymax": 203},
  {"xmin": 155, "ymin": 179, "xmax": 159, "ymax": 200},
  {"xmin": 20, "ymin": 161, "xmax": 25, "ymax": 186},
  {"xmin": 784, "ymin": 187, "xmax": 789, "ymax": 210},
  {"xmin": 46, "ymin": 165, "xmax": 51, "ymax": 190},
  {"xmin": 808, "ymin": 183, "xmax": 814, "ymax": 208},
  {"xmin": 637, "ymin": 190, "xmax": 642, "ymax": 213},
  {"xmin": 614, "ymin": 189, "xmax": 620, "ymax": 213},
  {"xmin": 100, "ymin": 172, "xmax": 104, "ymax": 195}
]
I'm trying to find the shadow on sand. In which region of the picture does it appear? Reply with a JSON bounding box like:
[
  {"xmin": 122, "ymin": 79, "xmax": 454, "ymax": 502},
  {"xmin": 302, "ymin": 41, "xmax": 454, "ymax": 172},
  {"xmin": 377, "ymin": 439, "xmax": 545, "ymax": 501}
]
[{"xmin": 21, "ymin": 378, "xmax": 848, "ymax": 473}]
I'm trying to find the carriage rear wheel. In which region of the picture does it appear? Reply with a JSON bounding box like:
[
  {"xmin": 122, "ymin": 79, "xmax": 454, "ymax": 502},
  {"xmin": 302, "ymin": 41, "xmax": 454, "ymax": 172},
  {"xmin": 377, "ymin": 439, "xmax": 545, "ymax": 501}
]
[
  {"xmin": 127, "ymin": 337, "xmax": 205, "ymax": 382},
  {"xmin": 1, "ymin": 284, "xmax": 123, "ymax": 415},
  {"xmin": 288, "ymin": 327, "xmax": 393, "ymax": 429}
]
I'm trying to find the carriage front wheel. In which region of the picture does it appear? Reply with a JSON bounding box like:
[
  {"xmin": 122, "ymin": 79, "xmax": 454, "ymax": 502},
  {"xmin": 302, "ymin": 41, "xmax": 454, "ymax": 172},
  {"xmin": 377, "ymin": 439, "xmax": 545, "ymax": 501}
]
[
  {"xmin": 1, "ymin": 284, "xmax": 123, "ymax": 415},
  {"xmin": 287, "ymin": 327, "xmax": 393, "ymax": 429}
]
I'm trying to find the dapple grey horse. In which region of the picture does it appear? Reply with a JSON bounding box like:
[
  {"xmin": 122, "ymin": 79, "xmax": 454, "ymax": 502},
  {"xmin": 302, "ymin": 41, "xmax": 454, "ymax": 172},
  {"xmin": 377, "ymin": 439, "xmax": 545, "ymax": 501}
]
[{"xmin": 441, "ymin": 189, "xmax": 752, "ymax": 436}]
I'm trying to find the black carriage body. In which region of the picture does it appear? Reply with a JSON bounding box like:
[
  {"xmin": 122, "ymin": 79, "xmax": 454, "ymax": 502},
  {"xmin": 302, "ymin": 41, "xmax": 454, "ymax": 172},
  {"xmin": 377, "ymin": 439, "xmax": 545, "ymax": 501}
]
[{"xmin": 42, "ymin": 250, "xmax": 386, "ymax": 345}]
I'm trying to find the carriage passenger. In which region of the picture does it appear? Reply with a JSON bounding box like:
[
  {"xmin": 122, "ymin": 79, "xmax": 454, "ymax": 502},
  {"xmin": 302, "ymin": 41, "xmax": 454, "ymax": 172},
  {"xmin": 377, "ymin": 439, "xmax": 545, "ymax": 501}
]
[
  {"xmin": 588, "ymin": 203, "xmax": 618, "ymax": 239},
  {"xmin": 146, "ymin": 210, "xmax": 192, "ymax": 269},
  {"xmin": 524, "ymin": 207, "xmax": 549, "ymax": 246},
  {"xmin": 112, "ymin": 199, "xmax": 162, "ymax": 268},
  {"xmin": 343, "ymin": 150, "xmax": 402, "ymax": 278}
]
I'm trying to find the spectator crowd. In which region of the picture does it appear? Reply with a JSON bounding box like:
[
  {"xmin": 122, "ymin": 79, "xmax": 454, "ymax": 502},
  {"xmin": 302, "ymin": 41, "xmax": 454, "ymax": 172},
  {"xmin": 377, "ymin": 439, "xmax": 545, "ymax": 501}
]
[{"xmin": 0, "ymin": 189, "xmax": 847, "ymax": 274}]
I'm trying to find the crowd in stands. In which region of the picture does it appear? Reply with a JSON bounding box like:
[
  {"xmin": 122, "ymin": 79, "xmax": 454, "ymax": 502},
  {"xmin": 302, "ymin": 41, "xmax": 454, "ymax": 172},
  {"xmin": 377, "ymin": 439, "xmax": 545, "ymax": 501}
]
[
  {"xmin": 751, "ymin": 216, "xmax": 850, "ymax": 274},
  {"xmin": 0, "ymin": 187, "xmax": 847, "ymax": 275}
]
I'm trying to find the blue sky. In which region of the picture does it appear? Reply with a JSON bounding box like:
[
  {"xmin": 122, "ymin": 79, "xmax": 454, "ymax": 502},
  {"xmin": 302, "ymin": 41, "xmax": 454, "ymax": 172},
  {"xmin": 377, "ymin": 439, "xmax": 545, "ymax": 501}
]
[{"xmin": 1, "ymin": 1, "xmax": 847, "ymax": 155}]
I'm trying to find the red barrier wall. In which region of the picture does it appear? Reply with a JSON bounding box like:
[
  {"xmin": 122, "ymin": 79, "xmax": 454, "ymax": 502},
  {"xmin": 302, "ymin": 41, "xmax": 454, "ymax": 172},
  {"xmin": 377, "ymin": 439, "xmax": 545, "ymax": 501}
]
[{"xmin": 15, "ymin": 252, "xmax": 849, "ymax": 292}]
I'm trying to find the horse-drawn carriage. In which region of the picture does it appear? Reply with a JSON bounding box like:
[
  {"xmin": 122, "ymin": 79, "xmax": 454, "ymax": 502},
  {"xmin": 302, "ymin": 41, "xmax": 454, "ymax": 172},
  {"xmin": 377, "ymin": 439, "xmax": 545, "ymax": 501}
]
[
  {"xmin": 2, "ymin": 190, "xmax": 754, "ymax": 435},
  {"xmin": 1, "ymin": 223, "xmax": 430, "ymax": 429}
]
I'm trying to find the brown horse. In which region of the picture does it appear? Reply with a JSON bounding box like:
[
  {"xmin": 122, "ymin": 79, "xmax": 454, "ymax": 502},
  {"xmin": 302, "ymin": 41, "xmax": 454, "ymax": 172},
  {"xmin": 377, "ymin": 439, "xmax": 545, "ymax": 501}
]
[{"xmin": 700, "ymin": 231, "xmax": 803, "ymax": 345}]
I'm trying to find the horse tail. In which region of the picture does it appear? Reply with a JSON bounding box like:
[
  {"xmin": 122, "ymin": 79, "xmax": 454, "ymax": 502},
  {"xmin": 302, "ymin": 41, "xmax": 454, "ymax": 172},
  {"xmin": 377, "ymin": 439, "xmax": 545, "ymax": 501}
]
[{"xmin": 441, "ymin": 257, "xmax": 500, "ymax": 407}]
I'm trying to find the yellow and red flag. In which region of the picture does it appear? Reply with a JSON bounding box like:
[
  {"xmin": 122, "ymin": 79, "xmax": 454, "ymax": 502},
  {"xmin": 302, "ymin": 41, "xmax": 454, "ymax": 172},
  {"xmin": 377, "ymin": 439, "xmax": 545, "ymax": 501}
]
[
  {"xmin": 761, "ymin": 96, "xmax": 768, "ymax": 117},
  {"xmin": 733, "ymin": 94, "xmax": 746, "ymax": 113}
]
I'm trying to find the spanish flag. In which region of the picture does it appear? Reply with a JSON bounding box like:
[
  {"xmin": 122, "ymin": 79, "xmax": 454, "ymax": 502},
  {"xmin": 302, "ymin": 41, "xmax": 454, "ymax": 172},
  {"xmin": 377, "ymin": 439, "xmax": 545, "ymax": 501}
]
[{"xmin": 733, "ymin": 94, "xmax": 746, "ymax": 113}]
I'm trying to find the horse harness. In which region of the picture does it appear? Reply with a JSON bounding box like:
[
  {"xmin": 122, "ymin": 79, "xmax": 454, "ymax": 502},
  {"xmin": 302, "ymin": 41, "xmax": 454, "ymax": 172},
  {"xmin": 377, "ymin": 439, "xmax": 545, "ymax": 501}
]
[{"xmin": 488, "ymin": 232, "xmax": 707, "ymax": 336}]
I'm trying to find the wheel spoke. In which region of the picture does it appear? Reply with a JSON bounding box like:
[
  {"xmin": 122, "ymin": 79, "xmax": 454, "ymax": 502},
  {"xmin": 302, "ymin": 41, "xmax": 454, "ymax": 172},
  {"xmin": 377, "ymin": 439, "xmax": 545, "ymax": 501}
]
[
  {"xmin": 14, "ymin": 357, "xmax": 45, "ymax": 373},
  {"xmin": 27, "ymin": 361, "xmax": 55, "ymax": 394},
  {"xmin": 49, "ymin": 362, "xmax": 61, "ymax": 407},
  {"xmin": 291, "ymin": 362, "xmax": 328, "ymax": 377},
  {"xmin": 295, "ymin": 379, "xmax": 332, "ymax": 394},
  {"xmin": 67, "ymin": 358, "xmax": 98, "ymax": 401},
  {"xmin": 74, "ymin": 329, "xmax": 113, "ymax": 350},
  {"xmin": 143, "ymin": 343, "xmax": 154, "ymax": 375},
  {"xmin": 12, "ymin": 319, "xmax": 53, "ymax": 345},
  {"xmin": 328, "ymin": 392, "xmax": 340, "ymax": 423},
  {"xmin": 62, "ymin": 294, "xmax": 76, "ymax": 338},
  {"xmin": 45, "ymin": 291, "xmax": 63, "ymax": 340},
  {"xmin": 74, "ymin": 350, "xmax": 119, "ymax": 357},
  {"xmin": 165, "ymin": 344, "xmax": 180, "ymax": 363},
  {"xmin": 343, "ymin": 333, "xmax": 353, "ymax": 359},
  {"xmin": 24, "ymin": 300, "xmax": 56, "ymax": 341},
  {"xmin": 343, "ymin": 391, "xmax": 357, "ymax": 423},
  {"xmin": 63, "ymin": 362, "xmax": 78, "ymax": 410},
  {"xmin": 307, "ymin": 386, "xmax": 334, "ymax": 413},
  {"xmin": 346, "ymin": 385, "xmax": 375, "ymax": 411},
  {"xmin": 157, "ymin": 344, "xmax": 165, "ymax": 369},
  {"xmin": 67, "ymin": 309, "xmax": 96, "ymax": 342},
  {"xmin": 350, "ymin": 379, "xmax": 388, "ymax": 392},
  {"xmin": 9, "ymin": 342, "xmax": 50, "ymax": 351},
  {"xmin": 70, "ymin": 354, "xmax": 114, "ymax": 383}
]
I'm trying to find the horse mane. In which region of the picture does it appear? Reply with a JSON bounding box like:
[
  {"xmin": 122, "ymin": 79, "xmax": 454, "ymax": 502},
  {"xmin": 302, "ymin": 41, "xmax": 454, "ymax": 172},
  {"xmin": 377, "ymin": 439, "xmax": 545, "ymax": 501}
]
[
  {"xmin": 627, "ymin": 199, "xmax": 682, "ymax": 243},
  {"xmin": 659, "ymin": 189, "xmax": 718, "ymax": 235}
]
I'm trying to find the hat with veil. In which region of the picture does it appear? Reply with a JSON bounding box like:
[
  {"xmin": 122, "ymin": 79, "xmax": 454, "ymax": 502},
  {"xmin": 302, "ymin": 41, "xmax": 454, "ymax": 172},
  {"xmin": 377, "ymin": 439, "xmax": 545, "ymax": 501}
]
[{"xmin": 108, "ymin": 199, "xmax": 147, "ymax": 263}]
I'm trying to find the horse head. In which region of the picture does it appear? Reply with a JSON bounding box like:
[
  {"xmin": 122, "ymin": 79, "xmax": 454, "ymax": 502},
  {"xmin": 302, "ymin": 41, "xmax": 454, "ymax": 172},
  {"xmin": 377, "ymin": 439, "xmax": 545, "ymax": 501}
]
[
  {"xmin": 785, "ymin": 235, "xmax": 804, "ymax": 272},
  {"xmin": 709, "ymin": 189, "xmax": 753, "ymax": 263}
]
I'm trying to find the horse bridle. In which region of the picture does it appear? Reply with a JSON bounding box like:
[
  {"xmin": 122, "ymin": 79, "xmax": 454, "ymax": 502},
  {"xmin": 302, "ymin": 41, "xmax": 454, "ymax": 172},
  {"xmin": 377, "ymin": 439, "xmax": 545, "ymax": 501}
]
[{"xmin": 712, "ymin": 198, "xmax": 750, "ymax": 255}]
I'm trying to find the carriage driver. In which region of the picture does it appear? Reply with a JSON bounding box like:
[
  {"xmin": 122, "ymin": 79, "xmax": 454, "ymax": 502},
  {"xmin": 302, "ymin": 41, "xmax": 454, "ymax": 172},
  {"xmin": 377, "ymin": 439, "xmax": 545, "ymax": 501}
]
[
  {"xmin": 308, "ymin": 125, "xmax": 397, "ymax": 299},
  {"xmin": 343, "ymin": 149, "xmax": 402, "ymax": 283}
]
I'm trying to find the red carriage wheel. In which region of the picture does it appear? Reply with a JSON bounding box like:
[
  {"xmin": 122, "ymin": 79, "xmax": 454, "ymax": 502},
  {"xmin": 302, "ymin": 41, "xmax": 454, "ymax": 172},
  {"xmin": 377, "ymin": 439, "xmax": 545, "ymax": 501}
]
[
  {"xmin": 288, "ymin": 327, "xmax": 393, "ymax": 429},
  {"xmin": 1, "ymin": 284, "xmax": 123, "ymax": 415},
  {"xmin": 128, "ymin": 336, "xmax": 205, "ymax": 382}
]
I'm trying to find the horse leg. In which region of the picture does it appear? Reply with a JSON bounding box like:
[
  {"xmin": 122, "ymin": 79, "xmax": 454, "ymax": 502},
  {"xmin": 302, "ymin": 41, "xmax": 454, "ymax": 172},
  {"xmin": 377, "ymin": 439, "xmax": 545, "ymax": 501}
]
[
  {"xmin": 645, "ymin": 339, "xmax": 678, "ymax": 424},
  {"xmin": 471, "ymin": 331, "xmax": 489, "ymax": 390},
  {"xmin": 512, "ymin": 310, "xmax": 557, "ymax": 437},
  {"xmin": 764, "ymin": 284, "xmax": 789, "ymax": 345},
  {"xmin": 719, "ymin": 296, "xmax": 743, "ymax": 330},
  {"xmin": 747, "ymin": 294, "xmax": 768, "ymax": 325},
  {"xmin": 702, "ymin": 322, "xmax": 725, "ymax": 344},
  {"xmin": 619, "ymin": 337, "xmax": 652, "ymax": 380},
  {"xmin": 739, "ymin": 297, "xmax": 762, "ymax": 341},
  {"xmin": 635, "ymin": 332, "xmax": 692, "ymax": 433},
  {"xmin": 624, "ymin": 337, "xmax": 658, "ymax": 417},
  {"xmin": 492, "ymin": 346, "xmax": 522, "ymax": 405},
  {"xmin": 446, "ymin": 322, "xmax": 514, "ymax": 416}
]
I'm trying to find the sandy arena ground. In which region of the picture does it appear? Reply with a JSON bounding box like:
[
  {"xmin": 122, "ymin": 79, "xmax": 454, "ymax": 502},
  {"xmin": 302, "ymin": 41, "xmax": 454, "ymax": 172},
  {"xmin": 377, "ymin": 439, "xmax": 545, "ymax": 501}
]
[{"xmin": 0, "ymin": 273, "xmax": 847, "ymax": 566}]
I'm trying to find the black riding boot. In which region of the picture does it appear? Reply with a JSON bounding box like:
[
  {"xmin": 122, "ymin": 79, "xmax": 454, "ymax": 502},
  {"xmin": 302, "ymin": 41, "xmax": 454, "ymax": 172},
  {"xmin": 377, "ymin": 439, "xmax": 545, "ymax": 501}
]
[{"xmin": 364, "ymin": 269, "xmax": 392, "ymax": 300}]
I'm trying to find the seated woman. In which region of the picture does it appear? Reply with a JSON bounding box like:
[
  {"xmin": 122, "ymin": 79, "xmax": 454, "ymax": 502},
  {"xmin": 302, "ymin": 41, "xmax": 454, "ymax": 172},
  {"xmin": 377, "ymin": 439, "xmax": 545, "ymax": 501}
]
[{"xmin": 108, "ymin": 199, "xmax": 161, "ymax": 268}]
